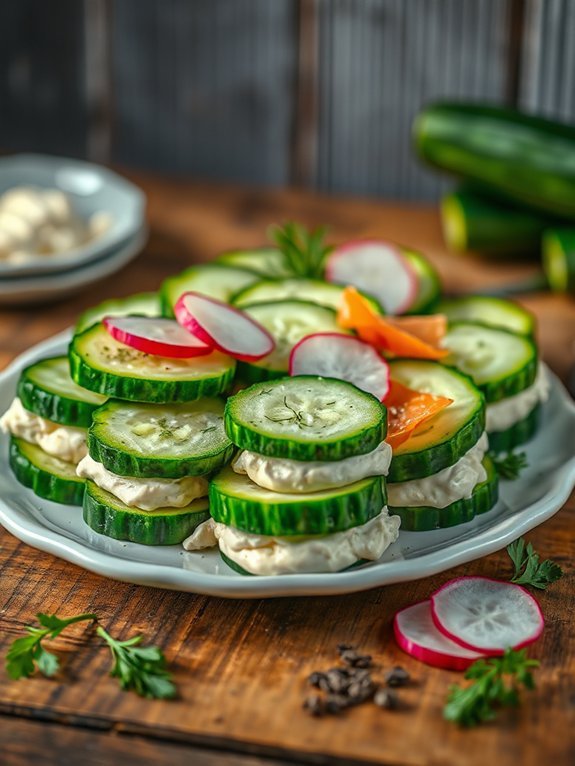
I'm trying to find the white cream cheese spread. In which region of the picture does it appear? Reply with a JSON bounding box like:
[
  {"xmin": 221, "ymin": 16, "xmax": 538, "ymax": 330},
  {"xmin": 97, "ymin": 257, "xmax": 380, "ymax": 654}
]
[{"xmin": 486, "ymin": 363, "xmax": 550, "ymax": 432}]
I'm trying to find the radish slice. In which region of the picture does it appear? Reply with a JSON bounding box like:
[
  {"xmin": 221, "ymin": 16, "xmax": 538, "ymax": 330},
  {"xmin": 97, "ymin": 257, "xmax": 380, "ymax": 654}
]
[
  {"xmin": 103, "ymin": 316, "xmax": 212, "ymax": 358},
  {"xmin": 325, "ymin": 239, "xmax": 418, "ymax": 315},
  {"xmin": 431, "ymin": 577, "xmax": 544, "ymax": 655},
  {"xmin": 174, "ymin": 291, "xmax": 275, "ymax": 362},
  {"xmin": 289, "ymin": 333, "xmax": 390, "ymax": 400},
  {"xmin": 394, "ymin": 600, "xmax": 485, "ymax": 671}
]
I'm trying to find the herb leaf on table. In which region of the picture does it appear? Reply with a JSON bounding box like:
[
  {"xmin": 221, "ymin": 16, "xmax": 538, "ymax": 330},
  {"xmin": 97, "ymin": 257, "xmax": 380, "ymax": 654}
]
[
  {"xmin": 507, "ymin": 538, "xmax": 563, "ymax": 589},
  {"xmin": 444, "ymin": 648, "xmax": 539, "ymax": 727},
  {"xmin": 490, "ymin": 451, "xmax": 528, "ymax": 480}
]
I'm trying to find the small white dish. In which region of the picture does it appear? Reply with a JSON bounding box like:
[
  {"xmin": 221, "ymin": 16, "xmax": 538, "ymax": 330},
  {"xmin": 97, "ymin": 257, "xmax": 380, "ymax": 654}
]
[
  {"xmin": 0, "ymin": 335, "xmax": 573, "ymax": 599},
  {"xmin": 0, "ymin": 154, "xmax": 145, "ymax": 278},
  {"xmin": 0, "ymin": 227, "xmax": 148, "ymax": 305}
]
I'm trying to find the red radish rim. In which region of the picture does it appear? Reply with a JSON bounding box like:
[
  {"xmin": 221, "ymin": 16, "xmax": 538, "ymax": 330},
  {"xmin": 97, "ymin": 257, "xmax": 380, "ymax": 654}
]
[
  {"xmin": 393, "ymin": 600, "xmax": 485, "ymax": 672},
  {"xmin": 288, "ymin": 332, "xmax": 390, "ymax": 400},
  {"xmin": 103, "ymin": 316, "xmax": 213, "ymax": 359},
  {"xmin": 174, "ymin": 291, "xmax": 276, "ymax": 362},
  {"xmin": 430, "ymin": 576, "xmax": 545, "ymax": 656},
  {"xmin": 325, "ymin": 238, "xmax": 419, "ymax": 314}
]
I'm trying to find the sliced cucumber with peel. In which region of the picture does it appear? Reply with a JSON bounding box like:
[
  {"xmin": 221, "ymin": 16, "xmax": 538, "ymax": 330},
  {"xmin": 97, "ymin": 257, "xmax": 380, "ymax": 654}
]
[
  {"xmin": 388, "ymin": 360, "xmax": 485, "ymax": 482},
  {"xmin": 210, "ymin": 466, "xmax": 386, "ymax": 536},
  {"xmin": 225, "ymin": 376, "xmax": 386, "ymax": 461},
  {"xmin": 542, "ymin": 229, "xmax": 575, "ymax": 293},
  {"xmin": 231, "ymin": 278, "xmax": 383, "ymax": 313},
  {"xmin": 89, "ymin": 399, "xmax": 233, "ymax": 478},
  {"xmin": 402, "ymin": 249, "xmax": 441, "ymax": 314},
  {"xmin": 389, "ymin": 456, "xmax": 497, "ymax": 531},
  {"xmin": 237, "ymin": 300, "xmax": 350, "ymax": 381},
  {"xmin": 83, "ymin": 481, "xmax": 209, "ymax": 545},
  {"xmin": 442, "ymin": 321, "xmax": 538, "ymax": 402},
  {"xmin": 17, "ymin": 356, "xmax": 106, "ymax": 428},
  {"xmin": 438, "ymin": 296, "xmax": 535, "ymax": 337},
  {"xmin": 488, "ymin": 402, "xmax": 541, "ymax": 453},
  {"xmin": 75, "ymin": 292, "xmax": 161, "ymax": 334},
  {"xmin": 9, "ymin": 437, "xmax": 85, "ymax": 505},
  {"xmin": 69, "ymin": 322, "xmax": 236, "ymax": 403},
  {"xmin": 160, "ymin": 264, "xmax": 259, "ymax": 316},
  {"xmin": 216, "ymin": 248, "xmax": 293, "ymax": 277}
]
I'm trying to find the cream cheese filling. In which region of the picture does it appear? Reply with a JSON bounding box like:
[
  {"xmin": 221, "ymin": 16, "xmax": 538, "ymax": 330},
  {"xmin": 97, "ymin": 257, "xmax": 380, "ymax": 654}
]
[
  {"xmin": 387, "ymin": 433, "xmax": 489, "ymax": 509},
  {"xmin": 182, "ymin": 509, "xmax": 400, "ymax": 575},
  {"xmin": 486, "ymin": 363, "xmax": 550, "ymax": 432},
  {"xmin": 76, "ymin": 453, "xmax": 208, "ymax": 511},
  {"xmin": 232, "ymin": 441, "xmax": 392, "ymax": 493},
  {"xmin": 0, "ymin": 397, "xmax": 87, "ymax": 464}
]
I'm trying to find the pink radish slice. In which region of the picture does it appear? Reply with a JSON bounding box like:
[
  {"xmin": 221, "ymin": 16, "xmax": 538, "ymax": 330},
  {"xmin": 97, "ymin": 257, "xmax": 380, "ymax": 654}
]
[
  {"xmin": 289, "ymin": 333, "xmax": 390, "ymax": 400},
  {"xmin": 394, "ymin": 600, "xmax": 485, "ymax": 671},
  {"xmin": 174, "ymin": 291, "xmax": 275, "ymax": 362},
  {"xmin": 103, "ymin": 316, "xmax": 212, "ymax": 358},
  {"xmin": 325, "ymin": 239, "xmax": 418, "ymax": 315},
  {"xmin": 431, "ymin": 576, "xmax": 544, "ymax": 656}
]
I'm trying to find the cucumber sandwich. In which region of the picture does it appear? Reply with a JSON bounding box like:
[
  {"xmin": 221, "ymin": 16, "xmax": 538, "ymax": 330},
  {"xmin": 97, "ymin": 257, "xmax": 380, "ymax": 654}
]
[{"xmin": 183, "ymin": 376, "xmax": 400, "ymax": 574}]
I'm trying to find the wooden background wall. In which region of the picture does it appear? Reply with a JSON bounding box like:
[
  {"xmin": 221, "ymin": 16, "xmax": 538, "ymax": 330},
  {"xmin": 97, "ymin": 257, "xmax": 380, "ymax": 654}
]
[{"xmin": 0, "ymin": 0, "xmax": 574, "ymax": 201}]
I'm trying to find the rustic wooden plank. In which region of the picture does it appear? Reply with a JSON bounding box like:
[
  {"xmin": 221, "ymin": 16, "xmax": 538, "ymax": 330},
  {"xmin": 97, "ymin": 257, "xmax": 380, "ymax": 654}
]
[
  {"xmin": 0, "ymin": 0, "xmax": 88, "ymax": 157},
  {"xmin": 110, "ymin": 0, "xmax": 297, "ymax": 185},
  {"xmin": 0, "ymin": 716, "xmax": 299, "ymax": 766}
]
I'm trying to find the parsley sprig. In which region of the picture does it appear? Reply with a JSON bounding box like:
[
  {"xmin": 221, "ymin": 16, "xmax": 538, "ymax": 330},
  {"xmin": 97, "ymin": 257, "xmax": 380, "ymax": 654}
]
[
  {"xmin": 6, "ymin": 612, "xmax": 176, "ymax": 699},
  {"xmin": 269, "ymin": 222, "xmax": 332, "ymax": 279},
  {"xmin": 490, "ymin": 450, "xmax": 528, "ymax": 480},
  {"xmin": 444, "ymin": 648, "xmax": 539, "ymax": 727},
  {"xmin": 507, "ymin": 538, "xmax": 563, "ymax": 589}
]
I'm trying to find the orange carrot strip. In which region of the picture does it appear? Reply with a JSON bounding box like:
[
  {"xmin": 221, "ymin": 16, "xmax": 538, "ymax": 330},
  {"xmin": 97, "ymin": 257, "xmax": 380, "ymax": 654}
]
[
  {"xmin": 385, "ymin": 314, "xmax": 448, "ymax": 347},
  {"xmin": 385, "ymin": 379, "xmax": 453, "ymax": 450}
]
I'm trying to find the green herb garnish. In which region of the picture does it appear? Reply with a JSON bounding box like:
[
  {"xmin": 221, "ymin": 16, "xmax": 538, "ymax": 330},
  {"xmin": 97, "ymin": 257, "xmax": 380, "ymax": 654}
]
[
  {"xmin": 269, "ymin": 222, "xmax": 332, "ymax": 279},
  {"xmin": 507, "ymin": 538, "xmax": 563, "ymax": 589},
  {"xmin": 444, "ymin": 648, "xmax": 539, "ymax": 727},
  {"xmin": 490, "ymin": 451, "xmax": 528, "ymax": 480}
]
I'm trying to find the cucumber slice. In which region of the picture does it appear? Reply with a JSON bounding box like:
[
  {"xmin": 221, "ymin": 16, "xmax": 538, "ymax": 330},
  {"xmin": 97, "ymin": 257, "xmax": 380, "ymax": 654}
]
[
  {"xmin": 388, "ymin": 360, "xmax": 485, "ymax": 482},
  {"xmin": 17, "ymin": 356, "xmax": 106, "ymax": 428},
  {"xmin": 442, "ymin": 321, "xmax": 538, "ymax": 402},
  {"xmin": 83, "ymin": 481, "xmax": 209, "ymax": 545},
  {"xmin": 231, "ymin": 278, "xmax": 383, "ymax": 313},
  {"xmin": 89, "ymin": 399, "xmax": 233, "ymax": 478},
  {"xmin": 402, "ymin": 249, "xmax": 441, "ymax": 314},
  {"xmin": 488, "ymin": 402, "xmax": 540, "ymax": 453},
  {"xmin": 389, "ymin": 456, "xmax": 498, "ymax": 531},
  {"xmin": 438, "ymin": 296, "xmax": 535, "ymax": 337},
  {"xmin": 225, "ymin": 376, "xmax": 386, "ymax": 461},
  {"xmin": 542, "ymin": 229, "xmax": 575, "ymax": 293},
  {"xmin": 69, "ymin": 322, "xmax": 236, "ymax": 403},
  {"xmin": 9, "ymin": 437, "xmax": 85, "ymax": 505},
  {"xmin": 219, "ymin": 551, "xmax": 254, "ymax": 576},
  {"xmin": 217, "ymin": 248, "xmax": 293, "ymax": 277},
  {"xmin": 160, "ymin": 264, "xmax": 260, "ymax": 316},
  {"xmin": 237, "ymin": 300, "xmax": 351, "ymax": 381},
  {"xmin": 210, "ymin": 466, "xmax": 386, "ymax": 536},
  {"xmin": 75, "ymin": 292, "xmax": 161, "ymax": 334}
]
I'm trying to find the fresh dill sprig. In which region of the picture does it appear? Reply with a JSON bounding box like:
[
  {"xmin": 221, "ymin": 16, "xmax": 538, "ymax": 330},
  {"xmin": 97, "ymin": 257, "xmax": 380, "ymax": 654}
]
[
  {"xmin": 507, "ymin": 538, "xmax": 563, "ymax": 589},
  {"xmin": 490, "ymin": 450, "xmax": 528, "ymax": 480},
  {"xmin": 269, "ymin": 222, "xmax": 332, "ymax": 279}
]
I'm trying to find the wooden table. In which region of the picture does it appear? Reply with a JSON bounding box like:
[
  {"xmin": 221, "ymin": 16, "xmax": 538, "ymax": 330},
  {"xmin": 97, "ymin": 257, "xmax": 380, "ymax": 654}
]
[{"xmin": 1, "ymin": 174, "xmax": 574, "ymax": 766}]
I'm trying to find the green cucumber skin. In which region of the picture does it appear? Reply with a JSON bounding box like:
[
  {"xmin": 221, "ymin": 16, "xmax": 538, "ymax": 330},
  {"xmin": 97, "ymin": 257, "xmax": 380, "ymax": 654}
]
[
  {"xmin": 209, "ymin": 473, "xmax": 387, "ymax": 536},
  {"xmin": 235, "ymin": 361, "xmax": 286, "ymax": 384},
  {"xmin": 542, "ymin": 229, "xmax": 575, "ymax": 293},
  {"xmin": 401, "ymin": 249, "xmax": 441, "ymax": 314},
  {"xmin": 441, "ymin": 186, "xmax": 550, "ymax": 256},
  {"xmin": 487, "ymin": 403, "xmax": 541, "ymax": 453},
  {"xmin": 9, "ymin": 438, "xmax": 85, "ymax": 506},
  {"xmin": 17, "ymin": 360, "xmax": 100, "ymax": 428},
  {"xmin": 438, "ymin": 296, "xmax": 536, "ymax": 337},
  {"xmin": 68, "ymin": 336, "xmax": 236, "ymax": 404},
  {"xmin": 83, "ymin": 482, "xmax": 209, "ymax": 545},
  {"xmin": 415, "ymin": 102, "xmax": 575, "ymax": 219},
  {"xmin": 389, "ymin": 457, "xmax": 498, "ymax": 532},
  {"xmin": 88, "ymin": 429, "xmax": 234, "ymax": 479}
]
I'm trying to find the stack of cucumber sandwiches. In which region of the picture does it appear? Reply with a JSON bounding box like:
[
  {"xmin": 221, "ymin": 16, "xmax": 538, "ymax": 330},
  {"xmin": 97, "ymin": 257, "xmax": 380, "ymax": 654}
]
[{"xmin": 0, "ymin": 227, "xmax": 550, "ymax": 575}]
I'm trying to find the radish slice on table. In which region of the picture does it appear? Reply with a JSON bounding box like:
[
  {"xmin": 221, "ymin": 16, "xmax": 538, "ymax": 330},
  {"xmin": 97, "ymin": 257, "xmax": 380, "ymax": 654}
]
[
  {"xmin": 394, "ymin": 600, "xmax": 485, "ymax": 671},
  {"xmin": 175, "ymin": 291, "xmax": 275, "ymax": 362},
  {"xmin": 431, "ymin": 576, "xmax": 544, "ymax": 655},
  {"xmin": 103, "ymin": 316, "xmax": 212, "ymax": 358},
  {"xmin": 325, "ymin": 240, "xmax": 418, "ymax": 315},
  {"xmin": 289, "ymin": 333, "xmax": 390, "ymax": 400}
]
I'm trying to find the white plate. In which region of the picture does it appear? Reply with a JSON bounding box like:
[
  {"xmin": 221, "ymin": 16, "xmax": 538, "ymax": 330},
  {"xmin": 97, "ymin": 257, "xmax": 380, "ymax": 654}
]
[
  {"xmin": 0, "ymin": 154, "xmax": 145, "ymax": 277},
  {"xmin": 0, "ymin": 228, "xmax": 148, "ymax": 305},
  {"xmin": 0, "ymin": 333, "xmax": 574, "ymax": 599}
]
